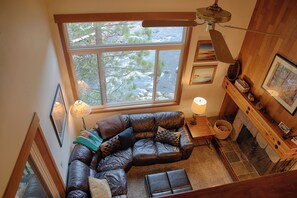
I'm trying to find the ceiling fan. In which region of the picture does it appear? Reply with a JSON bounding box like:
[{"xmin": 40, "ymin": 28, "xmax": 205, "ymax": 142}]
[{"xmin": 142, "ymin": 0, "xmax": 278, "ymax": 64}]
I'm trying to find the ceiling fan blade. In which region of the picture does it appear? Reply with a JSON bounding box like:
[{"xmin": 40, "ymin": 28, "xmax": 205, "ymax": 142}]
[
  {"xmin": 209, "ymin": 30, "xmax": 235, "ymax": 64},
  {"xmin": 142, "ymin": 20, "xmax": 198, "ymax": 27},
  {"xmin": 223, "ymin": 25, "xmax": 280, "ymax": 36}
]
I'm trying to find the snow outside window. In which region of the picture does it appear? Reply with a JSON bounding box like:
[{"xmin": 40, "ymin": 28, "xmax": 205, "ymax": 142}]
[{"xmin": 65, "ymin": 21, "xmax": 186, "ymax": 108}]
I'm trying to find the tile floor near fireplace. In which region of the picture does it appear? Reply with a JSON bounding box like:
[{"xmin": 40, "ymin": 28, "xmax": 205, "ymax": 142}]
[
  {"xmin": 208, "ymin": 116, "xmax": 260, "ymax": 181},
  {"xmin": 213, "ymin": 138, "xmax": 259, "ymax": 181}
]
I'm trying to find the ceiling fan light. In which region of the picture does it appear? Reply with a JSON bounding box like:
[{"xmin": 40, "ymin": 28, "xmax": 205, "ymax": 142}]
[{"xmin": 196, "ymin": 7, "xmax": 231, "ymax": 24}]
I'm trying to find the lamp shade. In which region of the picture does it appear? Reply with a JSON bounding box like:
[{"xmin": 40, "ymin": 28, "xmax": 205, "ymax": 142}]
[
  {"xmin": 70, "ymin": 100, "xmax": 91, "ymax": 118},
  {"xmin": 191, "ymin": 97, "xmax": 207, "ymax": 115}
]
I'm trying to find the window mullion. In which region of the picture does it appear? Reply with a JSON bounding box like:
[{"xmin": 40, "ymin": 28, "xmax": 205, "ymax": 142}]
[
  {"xmin": 152, "ymin": 50, "xmax": 159, "ymax": 102},
  {"xmin": 97, "ymin": 51, "xmax": 107, "ymax": 105}
]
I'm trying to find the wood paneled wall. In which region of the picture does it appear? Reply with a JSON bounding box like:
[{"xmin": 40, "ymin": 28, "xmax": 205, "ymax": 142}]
[{"xmin": 237, "ymin": 0, "xmax": 297, "ymax": 130}]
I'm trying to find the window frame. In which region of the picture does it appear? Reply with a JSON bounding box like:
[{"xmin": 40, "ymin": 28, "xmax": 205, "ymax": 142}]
[{"xmin": 54, "ymin": 12, "xmax": 195, "ymax": 112}]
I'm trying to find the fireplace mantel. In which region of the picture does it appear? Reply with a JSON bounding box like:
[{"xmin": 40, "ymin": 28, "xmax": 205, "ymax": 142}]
[{"xmin": 221, "ymin": 77, "xmax": 297, "ymax": 160}]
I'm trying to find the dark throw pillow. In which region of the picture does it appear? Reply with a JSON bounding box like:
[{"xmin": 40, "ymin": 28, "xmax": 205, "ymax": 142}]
[
  {"xmin": 118, "ymin": 127, "xmax": 136, "ymax": 150},
  {"xmin": 155, "ymin": 126, "xmax": 181, "ymax": 147},
  {"xmin": 100, "ymin": 135, "xmax": 121, "ymax": 157}
]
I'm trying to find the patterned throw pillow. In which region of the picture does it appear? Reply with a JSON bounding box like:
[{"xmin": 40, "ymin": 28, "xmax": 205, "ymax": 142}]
[
  {"xmin": 155, "ymin": 126, "xmax": 181, "ymax": 147},
  {"xmin": 100, "ymin": 135, "xmax": 121, "ymax": 157}
]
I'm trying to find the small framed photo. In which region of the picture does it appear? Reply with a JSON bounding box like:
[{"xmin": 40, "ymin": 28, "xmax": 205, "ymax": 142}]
[
  {"xmin": 190, "ymin": 65, "xmax": 217, "ymax": 85},
  {"xmin": 262, "ymin": 54, "xmax": 297, "ymax": 115},
  {"xmin": 278, "ymin": 122, "xmax": 290, "ymax": 134},
  {"xmin": 194, "ymin": 40, "xmax": 216, "ymax": 62}
]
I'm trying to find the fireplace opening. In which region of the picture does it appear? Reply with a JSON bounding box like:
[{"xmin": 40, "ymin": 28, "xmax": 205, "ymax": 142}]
[{"xmin": 237, "ymin": 125, "xmax": 276, "ymax": 175}]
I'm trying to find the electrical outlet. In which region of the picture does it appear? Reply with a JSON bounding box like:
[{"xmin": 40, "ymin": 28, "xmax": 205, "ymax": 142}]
[{"xmin": 60, "ymin": 162, "xmax": 63, "ymax": 168}]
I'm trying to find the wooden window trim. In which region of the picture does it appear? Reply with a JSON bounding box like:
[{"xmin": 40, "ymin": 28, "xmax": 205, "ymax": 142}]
[
  {"xmin": 4, "ymin": 113, "xmax": 65, "ymax": 198},
  {"xmin": 54, "ymin": 12, "xmax": 194, "ymax": 112},
  {"xmin": 54, "ymin": 12, "xmax": 196, "ymax": 23}
]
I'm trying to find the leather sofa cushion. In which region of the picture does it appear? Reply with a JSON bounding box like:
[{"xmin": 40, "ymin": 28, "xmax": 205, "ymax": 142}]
[
  {"xmin": 97, "ymin": 148, "xmax": 133, "ymax": 172},
  {"xmin": 95, "ymin": 169, "xmax": 127, "ymax": 196},
  {"xmin": 134, "ymin": 131, "xmax": 155, "ymax": 139},
  {"xmin": 67, "ymin": 160, "xmax": 91, "ymax": 193},
  {"xmin": 67, "ymin": 190, "xmax": 88, "ymax": 198},
  {"xmin": 132, "ymin": 138, "xmax": 158, "ymax": 165},
  {"xmin": 119, "ymin": 115, "xmax": 130, "ymax": 129},
  {"xmin": 154, "ymin": 111, "xmax": 184, "ymax": 131},
  {"xmin": 90, "ymin": 151, "xmax": 102, "ymax": 170},
  {"xmin": 129, "ymin": 113, "xmax": 155, "ymax": 133},
  {"xmin": 156, "ymin": 142, "xmax": 182, "ymax": 162},
  {"xmin": 96, "ymin": 114, "xmax": 126, "ymax": 140},
  {"xmin": 69, "ymin": 144, "xmax": 94, "ymax": 166}
]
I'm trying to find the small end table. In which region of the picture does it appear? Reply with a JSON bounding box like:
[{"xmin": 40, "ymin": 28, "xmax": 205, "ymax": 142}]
[{"xmin": 185, "ymin": 116, "xmax": 215, "ymax": 148}]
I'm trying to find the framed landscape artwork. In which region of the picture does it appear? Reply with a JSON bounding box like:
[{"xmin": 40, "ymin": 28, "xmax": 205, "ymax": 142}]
[
  {"xmin": 262, "ymin": 54, "xmax": 297, "ymax": 115},
  {"xmin": 194, "ymin": 40, "xmax": 216, "ymax": 62},
  {"xmin": 190, "ymin": 65, "xmax": 217, "ymax": 85}
]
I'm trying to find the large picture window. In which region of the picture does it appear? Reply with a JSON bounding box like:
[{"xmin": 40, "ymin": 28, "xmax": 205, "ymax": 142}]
[{"xmin": 55, "ymin": 13, "xmax": 193, "ymax": 111}]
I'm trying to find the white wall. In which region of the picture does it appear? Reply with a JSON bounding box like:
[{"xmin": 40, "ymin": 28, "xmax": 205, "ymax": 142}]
[
  {"xmin": 0, "ymin": 0, "xmax": 257, "ymax": 195},
  {"xmin": 0, "ymin": 0, "xmax": 76, "ymax": 196},
  {"xmin": 47, "ymin": 0, "xmax": 256, "ymax": 128}
]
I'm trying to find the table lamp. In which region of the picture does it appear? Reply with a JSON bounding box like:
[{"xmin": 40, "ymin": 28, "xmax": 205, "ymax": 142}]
[
  {"xmin": 70, "ymin": 100, "xmax": 91, "ymax": 129},
  {"xmin": 190, "ymin": 97, "xmax": 207, "ymax": 125}
]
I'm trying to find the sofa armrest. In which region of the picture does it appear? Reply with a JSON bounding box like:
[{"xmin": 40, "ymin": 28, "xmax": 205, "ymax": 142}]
[
  {"xmin": 67, "ymin": 190, "xmax": 88, "ymax": 198},
  {"xmin": 67, "ymin": 160, "xmax": 91, "ymax": 193},
  {"xmin": 179, "ymin": 127, "xmax": 194, "ymax": 159}
]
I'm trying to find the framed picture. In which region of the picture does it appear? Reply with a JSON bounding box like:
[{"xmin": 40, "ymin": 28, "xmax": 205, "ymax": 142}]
[
  {"xmin": 194, "ymin": 40, "xmax": 216, "ymax": 62},
  {"xmin": 278, "ymin": 122, "xmax": 290, "ymax": 134},
  {"xmin": 262, "ymin": 54, "xmax": 297, "ymax": 115},
  {"xmin": 50, "ymin": 84, "xmax": 67, "ymax": 147},
  {"xmin": 190, "ymin": 65, "xmax": 217, "ymax": 85}
]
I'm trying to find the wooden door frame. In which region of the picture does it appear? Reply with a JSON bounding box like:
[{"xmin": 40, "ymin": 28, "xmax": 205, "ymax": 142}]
[{"xmin": 3, "ymin": 113, "xmax": 65, "ymax": 197}]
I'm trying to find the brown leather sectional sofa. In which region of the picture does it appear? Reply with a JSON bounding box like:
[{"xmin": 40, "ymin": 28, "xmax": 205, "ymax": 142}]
[{"xmin": 67, "ymin": 111, "xmax": 194, "ymax": 198}]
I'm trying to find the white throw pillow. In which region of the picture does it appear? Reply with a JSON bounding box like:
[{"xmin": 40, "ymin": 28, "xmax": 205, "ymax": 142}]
[{"xmin": 88, "ymin": 177, "xmax": 112, "ymax": 198}]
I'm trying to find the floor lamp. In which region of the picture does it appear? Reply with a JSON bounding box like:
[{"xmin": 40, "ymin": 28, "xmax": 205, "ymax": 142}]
[{"xmin": 70, "ymin": 100, "xmax": 91, "ymax": 130}]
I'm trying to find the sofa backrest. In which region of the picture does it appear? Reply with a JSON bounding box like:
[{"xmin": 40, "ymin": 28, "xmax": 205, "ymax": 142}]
[
  {"xmin": 95, "ymin": 111, "xmax": 185, "ymax": 140},
  {"xmin": 153, "ymin": 111, "xmax": 184, "ymax": 131},
  {"xmin": 128, "ymin": 113, "xmax": 155, "ymax": 139}
]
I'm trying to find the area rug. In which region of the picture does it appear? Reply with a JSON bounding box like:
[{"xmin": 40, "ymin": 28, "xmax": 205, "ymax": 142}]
[{"xmin": 126, "ymin": 145, "xmax": 232, "ymax": 198}]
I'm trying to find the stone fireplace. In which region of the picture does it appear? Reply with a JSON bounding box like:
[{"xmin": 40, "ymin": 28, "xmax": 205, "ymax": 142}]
[{"xmin": 231, "ymin": 110, "xmax": 296, "ymax": 175}]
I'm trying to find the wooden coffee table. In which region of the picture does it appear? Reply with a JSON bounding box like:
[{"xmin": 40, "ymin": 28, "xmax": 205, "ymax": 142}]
[{"xmin": 185, "ymin": 116, "xmax": 215, "ymax": 148}]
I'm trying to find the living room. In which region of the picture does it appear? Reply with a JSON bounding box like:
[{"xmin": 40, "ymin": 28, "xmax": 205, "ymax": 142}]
[{"xmin": 1, "ymin": 0, "xmax": 297, "ymax": 197}]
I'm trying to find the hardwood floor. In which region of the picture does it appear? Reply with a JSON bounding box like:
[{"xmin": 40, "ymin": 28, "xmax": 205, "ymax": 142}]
[{"xmin": 126, "ymin": 145, "xmax": 232, "ymax": 198}]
